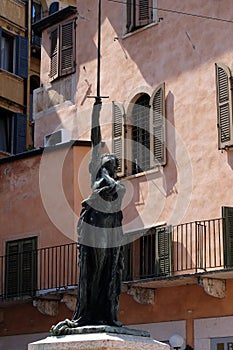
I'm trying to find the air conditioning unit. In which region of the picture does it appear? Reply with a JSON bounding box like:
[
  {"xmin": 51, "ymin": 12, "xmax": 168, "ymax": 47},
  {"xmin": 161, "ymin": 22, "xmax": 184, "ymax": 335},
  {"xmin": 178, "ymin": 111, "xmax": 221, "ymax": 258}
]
[{"xmin": 44, "ymin": 129, "xmax": 72, "ymax": 147}]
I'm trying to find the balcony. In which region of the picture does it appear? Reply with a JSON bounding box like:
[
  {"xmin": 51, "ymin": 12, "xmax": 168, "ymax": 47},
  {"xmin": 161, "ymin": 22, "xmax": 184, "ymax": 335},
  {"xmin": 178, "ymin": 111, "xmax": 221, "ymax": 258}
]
[
  {"xmin": 0, "ymin": 70, "xmax": 24, "ymax": 110},
  {"xmin": 0, "ymin": 217, "xmax": 232, "ymax": 301}
]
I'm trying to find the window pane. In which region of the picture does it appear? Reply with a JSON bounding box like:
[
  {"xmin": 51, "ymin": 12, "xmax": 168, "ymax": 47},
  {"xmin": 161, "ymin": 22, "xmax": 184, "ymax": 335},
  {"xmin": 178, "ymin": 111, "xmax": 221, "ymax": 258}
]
[
  {"xmin": 5, "ymin": 237, "xmax": 37, "ymax": 298},
  {"xmin": 0, "ymin": 108, "xmax": 13, "ymax": 153},
  {"xmin": 1, "ymin": 33, "xmax": 14, "ymax": 72},
  {"xmin": 132, "ymin": 94, "xmax": 150, "ymax": 174}
]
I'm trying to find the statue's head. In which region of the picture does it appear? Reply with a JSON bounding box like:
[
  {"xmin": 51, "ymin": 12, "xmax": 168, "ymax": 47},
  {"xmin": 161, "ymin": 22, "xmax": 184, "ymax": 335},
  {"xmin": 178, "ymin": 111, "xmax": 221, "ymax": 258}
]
[{"xmin": 100, "ymin": 153, "xmax": 119, "ymax": 178}]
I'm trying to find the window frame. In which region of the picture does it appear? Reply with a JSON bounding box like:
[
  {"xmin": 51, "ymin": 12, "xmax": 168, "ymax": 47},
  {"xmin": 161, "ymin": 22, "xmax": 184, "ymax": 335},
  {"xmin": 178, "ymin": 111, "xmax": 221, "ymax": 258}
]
[
  {"xmin": 49, "ymin": 19, "xmax": 76, "ymax": 82},
  {"xmin": 0, "ymin": 109, "xmax": 14, "ymax": 154},
  {"xmin": 124, "ymin": 0, "xmax": 158, "ymax": 35},
  {"xmin": 0, "ymin": 109, "xmax": 27, "ymax": 155},
  {"xmin": 0, "ymin": 27, "xmax": 28, "ymax": 78},
  {"xmin": 211, "ymin": 337, "xmax": 233, "ymax": 350}
]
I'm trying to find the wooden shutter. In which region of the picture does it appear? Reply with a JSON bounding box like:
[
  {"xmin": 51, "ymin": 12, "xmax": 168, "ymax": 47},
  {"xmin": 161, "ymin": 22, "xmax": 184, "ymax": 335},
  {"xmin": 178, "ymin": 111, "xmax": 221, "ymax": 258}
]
[
  {"xmin": 50, "ymin": 27, "xmax": 59, "ymax": 80},
  {"xmin": 60, "ymin": 21, "xmax": 75, "ymax": 76},
  {"xmin": 137, "ymin": 0, "xmax": 152, "ymax": 26},
  {"xmin": 112, "ymin": 102, "xmax": 125, "ymax": 177},
  {"xmin": 20, "ymin": 238, "xmax": 37, "ymax": 296},
  {"xmin": 150, "ymin": 83, "xmax": 166, "ymax": 166},
  {"xmin": 0, "ymin": 27, "xmax": 2, "ymax": 68},
  {"xmin": 5, "ymin": 241, "xmax": 20, "ymax": 298},
  {"xmin": 13, "ymin": 113, "xmax": 27, "ymax": 154},
  {"xmin": 215, "ymin": 63, "xmax": 233, "ymax": 150},
  {"xmin": 5, "ymin": 238, "xmax": 37, "ymax": 298},
  {"xmin": 155, "ymin": 225, "xmax": 172, "ymax": 276},
  {"xmin": 15, "ymin": 36, "xmax": 28, "ymax": 78},
  {"xmin": 222, "ymin": 206, "xmax": 233, "ymax": 268}
]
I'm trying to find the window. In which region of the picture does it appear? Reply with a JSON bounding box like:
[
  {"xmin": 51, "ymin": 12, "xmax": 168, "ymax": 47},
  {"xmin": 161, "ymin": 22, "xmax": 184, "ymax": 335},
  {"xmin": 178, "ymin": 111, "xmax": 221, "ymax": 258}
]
[
  {"xmin": 0, "ymin": 108, "xmax": 27, "ymax": 154},
  {"xmin": 5, "ymin": 237, "xmax": 37, "ymax": 298},
  {"xmin": 1, "ymin": 32, "xmax": 14, "ymax": 73},
  {"xmin": 49, "ymin": 20, "xmax": 76, "ymax": 81},
  {"xmin": 215, "ymin": 62, "xmax": 233, "ymax": 150},
  {"xmin": 211, "ymin": 337, "xmax": 233, "ymax": 350},
  {"xmin": 126, "ymin": 0, "xmax": 158, "ymax": 34},
  {"xmin": 32, "ymin": 0, "xmax": 42, "ymax": 23},
  {"xmin": 32, "ymin": 0, "xmax": 42, "ymax": 49},
  {"xmin": 112, "ymin": 83, "xmax": 166, "ymax": 177},
  {"xmin": 132, "ymin": 94, "xmax": 150, "ymax": 174},
  {"xmin": 49, "ymin": 1, "xmax": 59, "ymax": 15},
  {"xmin": 0, "ymin": 27, "xmax": 28, "ymax": 78}
]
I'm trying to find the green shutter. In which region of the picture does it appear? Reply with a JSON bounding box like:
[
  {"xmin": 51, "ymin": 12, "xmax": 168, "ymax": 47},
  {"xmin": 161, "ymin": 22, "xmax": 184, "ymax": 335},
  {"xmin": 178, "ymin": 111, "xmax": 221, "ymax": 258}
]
[
  {"xmin": 150, "ymin": 83, "xmax": 166, "ymax": 166},
  {"xmin": 5, "ymin": 242, "xmax": 20, "ymax": 298},
  {"xmin": 20, "ymin": 238, "xmax": 37, "ymax": 296},
  {"xmin": 13, "ymin": 113, "xmax": 27, "ymax": 154},
  {"xmin": 138, "ymin": 0, "xmax": 151, "ymax": 26},
  {"xmin": 60, "ymin": 21, "xmax": 75, "ymax": 76},
  {"xmin": 215, "ymin": 63, "xmax": 233, "ymax": 150},
  {"xmin": 155, "ymin": 225, "xmax": 172, "ymax": 276},
  {"xmin": 50, "ymin": 27, "xmax": 59, "ymax": 80},
  {"xmin": 222, "ymin": 206, "xmax": 233, "ymax": 267},
  {"xmin": 112, "ymin": 101, "xmax": 125, "ymax": 177},
  {"xmin": 5, "ymin": 237, "xmax": 37, "ymax": 298}
]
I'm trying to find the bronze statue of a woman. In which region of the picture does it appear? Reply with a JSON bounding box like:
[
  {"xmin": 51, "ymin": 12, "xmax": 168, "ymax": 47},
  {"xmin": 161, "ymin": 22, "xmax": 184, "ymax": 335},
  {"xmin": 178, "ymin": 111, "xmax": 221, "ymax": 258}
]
[{"xmin": 51, "ymin": 99, "xmax": 125, "ymax": 334}]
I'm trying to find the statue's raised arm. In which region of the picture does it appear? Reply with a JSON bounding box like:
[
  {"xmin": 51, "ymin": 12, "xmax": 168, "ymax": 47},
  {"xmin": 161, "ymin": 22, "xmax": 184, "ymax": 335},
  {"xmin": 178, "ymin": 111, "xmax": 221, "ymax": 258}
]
[{"xmin": 89, "ymin": 99, "xmax": 102, "ymax": 187}]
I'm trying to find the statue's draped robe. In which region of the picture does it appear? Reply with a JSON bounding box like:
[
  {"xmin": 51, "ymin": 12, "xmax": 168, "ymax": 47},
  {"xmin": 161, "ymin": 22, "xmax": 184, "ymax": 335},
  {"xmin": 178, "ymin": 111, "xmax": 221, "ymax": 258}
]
[{"xmin": 73, "ymin": 102, "xmax": 125, "ymax": 326}]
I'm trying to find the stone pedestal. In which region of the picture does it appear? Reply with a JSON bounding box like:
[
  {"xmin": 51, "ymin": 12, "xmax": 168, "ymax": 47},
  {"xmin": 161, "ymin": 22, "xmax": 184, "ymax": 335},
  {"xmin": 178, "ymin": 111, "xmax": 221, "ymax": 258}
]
[{"xmin": 28, "ymin": 332, "xmax": 170, "ymax": 350}]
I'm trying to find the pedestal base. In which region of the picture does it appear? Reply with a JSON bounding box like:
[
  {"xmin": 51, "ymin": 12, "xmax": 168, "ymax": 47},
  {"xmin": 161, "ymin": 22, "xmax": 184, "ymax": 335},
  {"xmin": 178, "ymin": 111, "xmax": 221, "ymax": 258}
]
[{"xmin": 28, "ymin": 333, "xmax": 170, "ymax": 350}]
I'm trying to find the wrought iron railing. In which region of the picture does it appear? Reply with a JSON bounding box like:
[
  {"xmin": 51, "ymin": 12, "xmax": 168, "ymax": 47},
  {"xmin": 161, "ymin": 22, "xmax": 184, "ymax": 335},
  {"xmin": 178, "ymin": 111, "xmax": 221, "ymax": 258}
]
[
  {"xmin": 0, "ymin": 217, "xmax": 230, "ymax": 300},
  {"xmin": 125, "ymin": 218, "xmax": 226, "ymax": 280}
]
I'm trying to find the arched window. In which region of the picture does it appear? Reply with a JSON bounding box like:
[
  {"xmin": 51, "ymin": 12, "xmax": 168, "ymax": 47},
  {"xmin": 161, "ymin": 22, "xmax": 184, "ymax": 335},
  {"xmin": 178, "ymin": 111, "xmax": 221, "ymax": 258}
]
[
  {"xmin": 49, "ymin": 2, "xmax": 59, "ymax": 15},
  {"xmin": 112, "ymin": 83, "xmax": 166, "ymax": 177}
]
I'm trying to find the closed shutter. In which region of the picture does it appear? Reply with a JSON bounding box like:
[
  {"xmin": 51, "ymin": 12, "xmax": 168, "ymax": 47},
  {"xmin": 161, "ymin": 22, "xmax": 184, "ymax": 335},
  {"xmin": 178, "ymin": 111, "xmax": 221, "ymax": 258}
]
[
  {"xmin": 21, "ymin": 238, "xmax": 37, "ymax": 296},
  {"xmin": 5, "ymin": 237, "xmax": 37, "ymax": 298},
  {"xmin": 150, "ymin": 83, "xmax": 166, "ymax": 166},
  {"xmin": 138, "ymin": 0, "xmax": 151, "ymax": 26},
  {"xmin": 155, "ymin": 225, "xmax": 172, "ymax": 276},
  {"xmin": 112, "ymin": 101, "xmax": 125, "ymax": 177},
  {"xmin": 215, "ymin": 63, "xmax": 233, "ymax": 150},
  {"xmin": 13, "ymin": 113, "xmax": 27, "ymax": 154},
  {"xmin": 222, "ymin": 206, "xmax": 233, "ymax": 267},
  {"xmin": 5, "ymin": 241, "xmax": 20, "ymax": 298},
  {"xmin": 15, "ymin": 36, "xmax": 28, "ymax": 78},
  {"xmin": 50, "ymin": 27, "xmax": 59, "ymax": 80},
  {"xmin": 60, "ymin": 21, "xmax": 75, "ymax": 76},
  {"xmin": 0, "ymin": 27, "xmax": 2, "ymax": 68}
]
